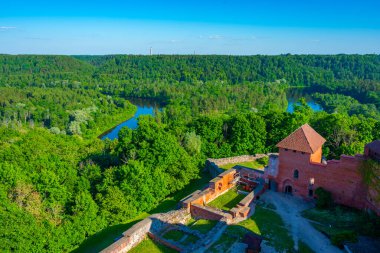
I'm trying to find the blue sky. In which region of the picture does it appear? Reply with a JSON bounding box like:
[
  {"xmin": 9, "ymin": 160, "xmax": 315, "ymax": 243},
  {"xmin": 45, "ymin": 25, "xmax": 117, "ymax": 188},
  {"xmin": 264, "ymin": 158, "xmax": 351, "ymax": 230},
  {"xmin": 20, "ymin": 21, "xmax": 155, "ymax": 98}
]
[{"xmin": 1, "ymin": 0, "xmax": 379, "ymax": 55}]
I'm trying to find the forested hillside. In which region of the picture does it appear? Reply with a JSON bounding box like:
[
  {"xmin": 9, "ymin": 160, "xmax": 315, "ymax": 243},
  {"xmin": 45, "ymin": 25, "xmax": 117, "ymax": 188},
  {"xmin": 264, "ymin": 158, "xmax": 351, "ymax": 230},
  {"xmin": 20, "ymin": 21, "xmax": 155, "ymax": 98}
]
[{"xmin": 0, "ymin": 54, "xmax": 379, "ymax": 252}]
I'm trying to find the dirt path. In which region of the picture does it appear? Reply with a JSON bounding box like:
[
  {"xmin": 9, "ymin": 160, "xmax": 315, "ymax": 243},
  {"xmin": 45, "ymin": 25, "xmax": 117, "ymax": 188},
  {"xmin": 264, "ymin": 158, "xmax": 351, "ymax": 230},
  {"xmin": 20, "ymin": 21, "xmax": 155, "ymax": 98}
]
[{"xmin": 261, "ymin": 191, "xmax": 343, "ymax": 253}]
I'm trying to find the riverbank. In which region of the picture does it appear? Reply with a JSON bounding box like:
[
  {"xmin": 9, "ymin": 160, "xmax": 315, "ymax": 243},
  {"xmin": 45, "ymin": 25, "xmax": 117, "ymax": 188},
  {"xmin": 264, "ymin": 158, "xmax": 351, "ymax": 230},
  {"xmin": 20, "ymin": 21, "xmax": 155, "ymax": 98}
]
[
  {"xmin": 286, "ymin": 87, "xmax": 323, "ymax": 113},
  {"xmin": 87, "ymin": 104, "xmax": 137, "ymax": 140},
  {"xmin": 99, "ymin": 98, "xmax": 164, "ymax": 140},
  {"xmin": 96, "ymin": 106, "xmax": 137, "ymax": 139}
]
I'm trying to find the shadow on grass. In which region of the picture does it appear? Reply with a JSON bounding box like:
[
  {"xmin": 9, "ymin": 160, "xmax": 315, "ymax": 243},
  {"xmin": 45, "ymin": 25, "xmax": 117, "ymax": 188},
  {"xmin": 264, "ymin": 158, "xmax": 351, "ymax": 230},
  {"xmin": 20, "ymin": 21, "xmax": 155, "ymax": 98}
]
[
  {"xmin": 72, "ymin": 219, "xmax": 145, "ymax": 253},
  {"xmin": 223, "ymin": 193, "xmax": 246, "ymax": 209},
  {"xmin": 191, "ymin": 220, "xmax": 218, "ymax": 234}
]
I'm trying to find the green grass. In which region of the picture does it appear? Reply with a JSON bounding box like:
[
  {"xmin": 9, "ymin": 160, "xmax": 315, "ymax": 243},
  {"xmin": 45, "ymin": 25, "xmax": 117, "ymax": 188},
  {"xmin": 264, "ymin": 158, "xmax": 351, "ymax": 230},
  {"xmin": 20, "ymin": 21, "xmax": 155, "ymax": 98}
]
[
  {"xmin": 129, "ymin": 238, "xmax": 177, "ymax": 253},
  {"xmin": 302, "ymin": 206, "xmax": 380, "ymax": 238},
  {"xmin": 163, "ymin": 229, "xmax": 199, "ymax": 246},
  {"xmin": 209, "ymin": 232, "xmax": 238, "ymax": 253},
  {"xmin": 182, "ymin": 234, "xmax": 199, "ymax": 245},
  {"xmin": 190, "ymin": 219, "xmax": 218, "ymax": 234},
  {"xmin": 223, "ymin": 206, "xmax": 294, "ymax": 253},
  {"xmin": 298, "ymin": 240, "xmax": 315, "ymax": 253},
  {"xmin": 72, "ymin": 172, "xmax": 212, "ymax": 253},
  {"xmin": 208, "ymin": 188, "xmax": 245, "ymax": 211},
  {"xmin": 219, "ymin": 160, "xmax": 264, "ymax": 170},
  {"xmin": 163, "ymin": 230, "xmax": 185, "ymax": 242}
]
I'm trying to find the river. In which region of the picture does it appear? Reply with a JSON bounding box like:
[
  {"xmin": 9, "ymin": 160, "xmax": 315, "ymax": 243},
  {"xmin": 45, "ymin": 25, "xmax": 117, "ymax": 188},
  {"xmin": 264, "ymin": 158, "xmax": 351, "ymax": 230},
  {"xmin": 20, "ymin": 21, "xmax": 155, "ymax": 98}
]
[
  {"xmin": 286, "ymin": 88, "xmax": 323, "ymax": 113},
  {"xmin": 100, "ymin": 98, "xmax": 162, "ymax": 140},
  {"xmin": 101, "ymin": 89, "xmax": 322, "ymax": 140}
]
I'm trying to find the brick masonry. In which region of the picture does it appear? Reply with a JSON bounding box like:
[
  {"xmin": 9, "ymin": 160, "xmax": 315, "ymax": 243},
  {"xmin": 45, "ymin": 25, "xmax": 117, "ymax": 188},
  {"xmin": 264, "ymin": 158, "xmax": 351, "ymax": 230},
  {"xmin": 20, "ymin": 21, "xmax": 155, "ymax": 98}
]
[{"xmin": 269, "ymin": 129, "xmax": 380, "ymax": 215}]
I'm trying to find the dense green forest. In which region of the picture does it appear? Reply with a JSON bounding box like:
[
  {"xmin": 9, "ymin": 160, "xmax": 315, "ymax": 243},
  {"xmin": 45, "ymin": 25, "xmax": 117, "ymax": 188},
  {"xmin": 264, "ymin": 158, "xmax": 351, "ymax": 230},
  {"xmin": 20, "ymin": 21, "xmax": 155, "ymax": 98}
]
[{"xmin": 0, "ymin": 54, "xmax": 379, "ymax": 252}]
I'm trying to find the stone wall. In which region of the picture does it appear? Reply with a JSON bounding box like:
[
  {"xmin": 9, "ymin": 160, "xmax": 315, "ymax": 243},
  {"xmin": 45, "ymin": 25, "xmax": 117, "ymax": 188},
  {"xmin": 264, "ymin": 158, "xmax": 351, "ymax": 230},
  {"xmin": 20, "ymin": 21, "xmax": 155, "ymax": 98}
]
[
  {"xmin": 191, "ymin": 204, "xmax": 232, "ymax": 221},
  {"xmin": 207, "ymin": 154, "xmax": 268, "ymax": 167},
  {"xmin": 148, "ymin": 232, "xmax": 183, "ymax": 252},
  {"xmin": 181, "ymin": 169, "xmax": 238, "ymax": 211},
  {"xmin": 101, "ymin": 209, "xmax": 191, "ymax": 253},
  {"xmin": 101, "ymin": 218, "xmax": 152, "ymax": 253}
]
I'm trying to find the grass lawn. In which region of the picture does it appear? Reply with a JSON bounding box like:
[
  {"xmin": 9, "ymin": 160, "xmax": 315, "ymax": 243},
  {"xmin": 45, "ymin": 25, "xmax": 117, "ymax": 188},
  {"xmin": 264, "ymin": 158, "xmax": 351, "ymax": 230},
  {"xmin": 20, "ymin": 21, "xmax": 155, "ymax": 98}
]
[
  {"xmin": 302, "ymin": 206, "xmax": 380, "ymax": 246},
  {"xmin": 182, "ymin": 234, "xmax": 199, "ymax": 245},
  {"xmin": 72, "ymin": 172, "xmax": 212, "ymax": 253},
  {"xmin": 298, "ymin": 240, "xmax": 315, "ymax": 253},
  {"xmin": 219, "ymin": 206, "xmax": 294, "ymax": 253},
  {"xmin": 129, "ymin": 238, "xmax": 177, "ymax": 253},
  {"xmin": 208, "ymin": 188, "xmax": 245, "ymax": 211},
  {"xmin": 219, "ymin": 160, "xmax": 264, "ymax": 170},
  {"xmin": 163, "ymin": 230, "xmax": 185, "ymax": 241},
  {"xmin": 209, "ymin": 232, "xmax": 238, "ymax": 253},
  {"xmin": 190, "ymin": 219, "xmax": 218, "ymax": 234}
]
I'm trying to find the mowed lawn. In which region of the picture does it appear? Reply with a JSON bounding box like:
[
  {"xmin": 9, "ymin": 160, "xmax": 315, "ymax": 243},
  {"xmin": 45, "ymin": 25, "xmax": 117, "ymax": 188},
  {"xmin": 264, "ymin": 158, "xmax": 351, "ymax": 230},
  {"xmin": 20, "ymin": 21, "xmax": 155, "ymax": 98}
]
[
  {"xmin": 219, "ymin": 160, "xmax": 264, "ymax": 170},
  {"xmin": 208, "ymin": 188, "xmax": 246, "ymax": 211},
  {"xmin": 190, "ymin": 219, "xmax": 218, "ymax": 234},
  {"xmin": 210, "ymin": 205, "xmax": 295, "ymax": 253},
  {"xmin": 129, "ymin": 238, "xmax": 177, "ymax": 253}
]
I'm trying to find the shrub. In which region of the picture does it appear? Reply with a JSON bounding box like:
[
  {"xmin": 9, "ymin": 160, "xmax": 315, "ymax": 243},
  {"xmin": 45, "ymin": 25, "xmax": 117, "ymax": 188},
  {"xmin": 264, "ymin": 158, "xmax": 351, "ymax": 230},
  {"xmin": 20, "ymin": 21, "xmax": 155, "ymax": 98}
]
[
  {"xmin": 315, "ymin": 187, "xmax": 333, "ymax": 209},
  {"xmin": 331, "ymin": 230, "xmax": 357, "ymax": 247},
  {"xmin": 256, "ymin": 156, "xmax": 269, "ymax": 166}
]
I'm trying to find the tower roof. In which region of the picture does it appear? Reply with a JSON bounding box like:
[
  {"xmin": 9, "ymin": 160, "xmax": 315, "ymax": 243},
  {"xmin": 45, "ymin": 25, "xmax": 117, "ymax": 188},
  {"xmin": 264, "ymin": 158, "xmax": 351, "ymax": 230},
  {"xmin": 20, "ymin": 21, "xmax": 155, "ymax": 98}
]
[{"xmin": 276, "ymin": 124, "xmax": 326, "ymax": 153}]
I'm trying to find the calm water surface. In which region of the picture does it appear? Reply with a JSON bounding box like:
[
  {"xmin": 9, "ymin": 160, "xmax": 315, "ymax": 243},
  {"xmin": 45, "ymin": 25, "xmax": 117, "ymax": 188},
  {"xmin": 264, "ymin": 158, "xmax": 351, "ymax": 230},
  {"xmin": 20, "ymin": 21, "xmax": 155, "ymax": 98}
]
[
  {"xmin": 100, "ymin": 98, "xmax": 162, "ymax": 140},
  {"xmin": 286, "ymin": 88, "xmax": 323, "ymax": 113}
]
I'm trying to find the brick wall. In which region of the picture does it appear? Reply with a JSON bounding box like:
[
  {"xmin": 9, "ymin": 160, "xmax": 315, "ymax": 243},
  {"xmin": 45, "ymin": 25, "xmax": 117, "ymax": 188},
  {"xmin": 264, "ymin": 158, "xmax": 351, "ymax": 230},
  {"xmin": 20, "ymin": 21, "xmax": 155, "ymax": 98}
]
[
  {"xmin": 275, "ymin": 148, "xmax": 369, "ymax": 210},
  {"xmin": 181, "ymin": 169, "xmax": 238, "ymax": 210}
]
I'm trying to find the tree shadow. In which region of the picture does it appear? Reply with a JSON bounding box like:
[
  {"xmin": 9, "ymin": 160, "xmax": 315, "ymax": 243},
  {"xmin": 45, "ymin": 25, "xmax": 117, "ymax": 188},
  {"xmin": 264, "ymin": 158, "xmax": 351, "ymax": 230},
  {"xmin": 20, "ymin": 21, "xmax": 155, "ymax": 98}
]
[{"xmin": 72, "ymin": 219, "xmax": 144, "ymax": 253}]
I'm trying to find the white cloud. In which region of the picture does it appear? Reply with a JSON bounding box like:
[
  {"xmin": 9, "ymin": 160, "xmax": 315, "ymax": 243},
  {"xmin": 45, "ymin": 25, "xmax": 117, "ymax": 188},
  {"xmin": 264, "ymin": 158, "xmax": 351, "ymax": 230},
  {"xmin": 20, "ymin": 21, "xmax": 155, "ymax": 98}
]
[
  {"xmin": 208, "ymin": 35, "xmax": 223, "ymax": 40},
  {"xmin": 0, "ymin": 26, "xmax": 16, "ymax": 30}
]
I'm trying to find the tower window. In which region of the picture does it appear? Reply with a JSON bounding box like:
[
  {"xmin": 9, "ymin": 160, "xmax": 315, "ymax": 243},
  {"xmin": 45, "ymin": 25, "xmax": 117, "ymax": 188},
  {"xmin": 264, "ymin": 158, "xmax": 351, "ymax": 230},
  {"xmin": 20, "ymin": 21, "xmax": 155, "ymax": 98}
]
[{"xmin": 293, "ymin": 169, "xmax": 299, "ymax": 179}]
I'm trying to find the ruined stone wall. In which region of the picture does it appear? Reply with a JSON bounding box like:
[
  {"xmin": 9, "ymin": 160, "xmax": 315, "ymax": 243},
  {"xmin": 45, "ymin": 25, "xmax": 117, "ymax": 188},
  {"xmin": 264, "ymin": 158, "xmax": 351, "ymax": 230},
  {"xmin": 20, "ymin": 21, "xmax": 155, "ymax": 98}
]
[
  {"xmin": 148, "ymin": 233, "xmax": 183, "ymax": 252},
  {"xmin": 101, "ymin": 218, "xmax": 152, "ymax": 253},
  {"xmin": 181, "ymin": 169, "xmax": 238, "ymax": 211},
  {"xmin": 207, "ymin": 154, "xmax": 268, "ymax": 167},
  {"xmin": 101, "ymin": 209, "xmax": 191, "ymax": 253},
  {"xmin": 190, "ymin": 204, "xmax": 232, "ymax": 221}
]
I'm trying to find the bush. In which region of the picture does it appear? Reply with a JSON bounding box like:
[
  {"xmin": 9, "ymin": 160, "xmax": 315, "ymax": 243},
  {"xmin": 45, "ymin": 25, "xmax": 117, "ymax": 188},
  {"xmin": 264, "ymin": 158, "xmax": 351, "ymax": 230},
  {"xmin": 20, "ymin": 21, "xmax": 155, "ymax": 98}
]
[
  {"xmin": 256, "ymin": 156, "xmax": 269, "ymax": 166},
  {"xmin": 315, "ymin": 187, "xmax": 333, "ymax": 209},
  {"xmin": 331, "ymin": 230, "xmax": 357, "ymax": 247}
]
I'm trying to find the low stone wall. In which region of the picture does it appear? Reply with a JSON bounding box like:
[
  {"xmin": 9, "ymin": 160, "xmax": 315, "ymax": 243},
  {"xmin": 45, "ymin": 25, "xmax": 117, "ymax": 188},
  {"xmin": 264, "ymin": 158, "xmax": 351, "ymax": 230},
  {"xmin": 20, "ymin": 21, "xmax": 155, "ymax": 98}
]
[
  {"xmin": 148, "ymin": 232, "xmax": 183, "ymax": 252},
  {"xmin": 102, "ymin": 218, "xmax": 152, "ymax": 253},
  {"xmin": 208, "ymin": 154, "xmax": 268, "ymax": 167},
  {"xmin": 101, "ymin": 209, "xmax": 191, "ymax": 253},
  {"xmin": 191, "ymin": 204, "xmax": 232, "ymax": 221}
]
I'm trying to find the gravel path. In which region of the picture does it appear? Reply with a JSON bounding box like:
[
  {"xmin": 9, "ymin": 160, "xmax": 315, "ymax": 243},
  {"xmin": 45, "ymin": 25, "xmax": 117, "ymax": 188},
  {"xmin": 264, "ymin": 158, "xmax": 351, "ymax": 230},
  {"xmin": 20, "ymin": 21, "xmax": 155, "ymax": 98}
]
[{"xmin": 261, "ymin": 191, "xmax": 343, "ymax": 253}]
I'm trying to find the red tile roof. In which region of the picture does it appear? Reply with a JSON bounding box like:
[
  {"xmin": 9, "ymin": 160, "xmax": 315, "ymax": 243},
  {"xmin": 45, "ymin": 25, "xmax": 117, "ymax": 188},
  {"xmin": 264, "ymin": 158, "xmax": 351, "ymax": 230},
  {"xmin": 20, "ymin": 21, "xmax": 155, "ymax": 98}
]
[{"xmin": 276, "ymin": 124, "xmax": 326, "ymax": 153}]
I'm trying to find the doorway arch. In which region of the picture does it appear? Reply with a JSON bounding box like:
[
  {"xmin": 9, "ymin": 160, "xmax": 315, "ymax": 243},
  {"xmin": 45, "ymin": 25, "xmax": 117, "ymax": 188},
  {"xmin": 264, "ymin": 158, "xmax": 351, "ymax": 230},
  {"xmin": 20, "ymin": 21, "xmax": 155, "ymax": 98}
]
[{"xmin": 285, "ymin": 185, "xmax": 293, "ymax": 194}]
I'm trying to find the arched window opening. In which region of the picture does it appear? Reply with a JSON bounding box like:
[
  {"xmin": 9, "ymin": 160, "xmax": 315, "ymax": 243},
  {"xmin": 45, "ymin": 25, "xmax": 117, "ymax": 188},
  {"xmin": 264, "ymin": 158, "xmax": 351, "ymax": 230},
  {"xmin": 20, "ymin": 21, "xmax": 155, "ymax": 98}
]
[{"xmin": 293, "ymin": 170, "xmax": 299, "ymax": 179}]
